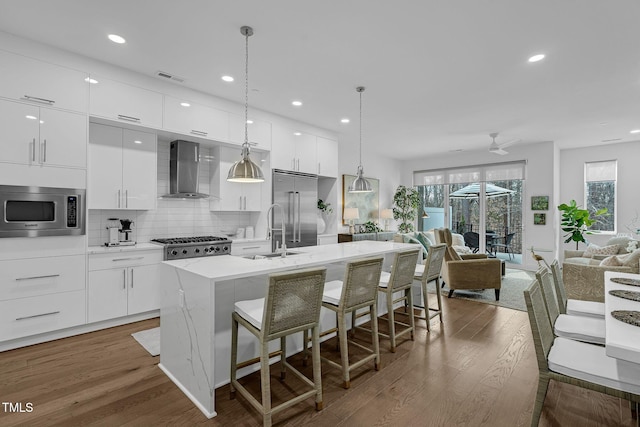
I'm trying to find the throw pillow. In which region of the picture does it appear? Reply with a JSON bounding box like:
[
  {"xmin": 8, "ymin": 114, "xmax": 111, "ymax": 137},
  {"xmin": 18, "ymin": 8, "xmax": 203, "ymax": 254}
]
[
  {"xmin": 582, "ymin": 244, "xmax": 619, "ymax": 258},
  {"xmin": 402, "ymin": 234, "xmax": 427, "ymax": 259},
  {"xmin": 599, "ymin": 255, "xmax": 622, "ymax": 267},
  {"xmin": 616, "ymin": 248, "xmax": 640, "ymax": 268},
  {"xmin": 606, "ymin": 236, "xmax": 632, "ymax": 254},
  {"xmin": 416, "ymin": 232, "xmax": 432, "ymax": 252}
]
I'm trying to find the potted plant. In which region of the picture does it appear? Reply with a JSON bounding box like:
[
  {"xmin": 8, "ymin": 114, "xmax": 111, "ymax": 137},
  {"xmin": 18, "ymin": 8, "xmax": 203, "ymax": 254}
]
[
  {"xmin": 557, "ymin": 199, "xmax": 607, "ymax": 249},
  {"xmin": 317, "ymin": 199, "xmax": 333, "ymax": 234},
  {"xmin": 361, "ymin": 220, "xmax": 383, "ymax": 233},
  {"xmin": 393, "ymin": 185, "xmax": 420, "ymax": 233}
]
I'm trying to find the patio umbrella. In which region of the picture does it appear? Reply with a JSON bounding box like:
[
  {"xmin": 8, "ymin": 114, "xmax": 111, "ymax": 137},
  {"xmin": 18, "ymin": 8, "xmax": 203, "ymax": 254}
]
[{"xmin": 449, "ymin": 182, "xmax": 514, "ymax": 199}]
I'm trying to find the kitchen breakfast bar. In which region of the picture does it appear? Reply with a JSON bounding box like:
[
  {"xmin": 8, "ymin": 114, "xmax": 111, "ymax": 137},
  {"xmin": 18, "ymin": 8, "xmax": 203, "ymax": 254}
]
[{"xmin": 158, "ymin": 240, "xmax": 417, "ymax": 418}]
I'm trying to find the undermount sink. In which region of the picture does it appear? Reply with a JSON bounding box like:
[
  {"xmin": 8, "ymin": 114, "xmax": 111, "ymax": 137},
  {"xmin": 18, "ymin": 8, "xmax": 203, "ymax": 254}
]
[{"xmin": 244, "ymin": 251, "xmax": 300, "ymax": 260}]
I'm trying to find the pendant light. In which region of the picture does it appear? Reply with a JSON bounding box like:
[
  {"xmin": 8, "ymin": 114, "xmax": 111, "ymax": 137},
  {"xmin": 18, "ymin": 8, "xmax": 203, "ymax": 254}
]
[
  {"xmin": 348, "ymin": 86, "xmax": 372, "ymax": 193},
  {"xmin": 227, "ymin": 26, "xmax": 265, "ymax": 183}
]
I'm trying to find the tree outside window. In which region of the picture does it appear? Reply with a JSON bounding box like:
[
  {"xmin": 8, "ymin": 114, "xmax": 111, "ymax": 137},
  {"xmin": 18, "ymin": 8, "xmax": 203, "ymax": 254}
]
[{"xmin": 585, "ymin": 160, "xmax": 616, "ymax": 232}]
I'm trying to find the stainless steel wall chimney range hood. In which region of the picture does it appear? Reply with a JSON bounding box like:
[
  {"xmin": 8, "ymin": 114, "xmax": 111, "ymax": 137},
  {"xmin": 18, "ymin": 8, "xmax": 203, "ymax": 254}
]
[{"xmin": 163, "ymin": 140, "xmax": 209, "ymax": 199}]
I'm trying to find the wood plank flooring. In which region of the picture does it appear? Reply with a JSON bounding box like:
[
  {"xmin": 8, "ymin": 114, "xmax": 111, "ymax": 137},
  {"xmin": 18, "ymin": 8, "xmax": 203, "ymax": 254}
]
[{"xmin": 0, "ymin": 297, "xmax": 636, "ymax": 426}]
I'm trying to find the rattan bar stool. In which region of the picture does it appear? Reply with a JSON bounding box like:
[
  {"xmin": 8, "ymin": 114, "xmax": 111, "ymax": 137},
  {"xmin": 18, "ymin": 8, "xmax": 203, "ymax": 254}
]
[
  {"xmin": 230, "ymin": 267, "xmax": 327, "ymax": 427},
  {"xmin": 307, "ymin": 256, "xmax": 383, "ymax": 389},
  {"xmin": 377, "ymin": 248, "xmax": 420, "ymax": 352},
  {"xmin": 413, "ymin": 243, "xmax": 447, "ymax": 331}
]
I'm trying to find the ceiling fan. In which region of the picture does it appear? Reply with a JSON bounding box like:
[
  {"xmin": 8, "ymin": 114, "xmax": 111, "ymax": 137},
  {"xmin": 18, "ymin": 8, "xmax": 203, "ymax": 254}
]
[{"xmin": 488, "ymin": 132, "xmax": 519, "ymax": 155}]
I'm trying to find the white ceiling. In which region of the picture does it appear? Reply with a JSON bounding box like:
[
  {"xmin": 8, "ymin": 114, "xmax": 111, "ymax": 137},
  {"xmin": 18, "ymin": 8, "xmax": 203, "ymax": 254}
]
[{"xmin": 1, "ymin": 0, "xmax": 639, "ymax": 160}]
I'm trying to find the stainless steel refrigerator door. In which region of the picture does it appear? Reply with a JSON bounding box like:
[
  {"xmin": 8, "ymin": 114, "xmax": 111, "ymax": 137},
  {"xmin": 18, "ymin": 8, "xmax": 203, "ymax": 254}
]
[
  {"xmin": 272, "ymin": 172, "xmax": 296, "ymax": 252},
  {"xmin": 293, "ymin": 174, "xmax": 318, "ymax": 248}
]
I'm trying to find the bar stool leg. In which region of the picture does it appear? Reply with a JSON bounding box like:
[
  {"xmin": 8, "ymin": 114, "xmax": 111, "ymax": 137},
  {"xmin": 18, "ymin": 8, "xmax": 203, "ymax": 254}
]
[
  {"xmin": 337, "ymin": 311, "xmax": 350, "ymax": 388},
  {"xmin": 370, "ymin": 303, "xmax": 381, "ymax": 370},
  {"xmin": 421, "ymin": 280, "xmax": 431, "ymax": 332},
  {"xmin": 280, "ymin": 336, "xmax": 287, "ymax": 380},
  {"xmin": 302, "ymin": 328, "xmax": 309, "ymax": 367},
  {"xmin": 407, "ymin": 288, "xmax": 415, "ymax": 340},
  {"xmin": 261, "ymin": 340, "xmax": 272, "ymax": 427},
  {"xmin": 435, "ymin": 278, "xmax": 443, "ymax": 323},
  {"xmin": 387, "ymin": 290, "xmax": 396, "ymax": 352},
  {"xmin": 312, "ymin": 325, "xmax": 324, "ymax": 410},
  {"xmin": 230, "ymin": 315, "xmax": 238, "ymax": 399}
]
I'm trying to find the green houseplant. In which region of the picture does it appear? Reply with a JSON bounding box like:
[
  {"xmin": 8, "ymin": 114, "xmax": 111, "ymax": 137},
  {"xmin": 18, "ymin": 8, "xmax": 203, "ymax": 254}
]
[
  {"xmin": 361, "ymin": 220, "xmax": 383, "ymax": 233},
  {"xmin": 393, "ymin": 185, "xmax": 420, "ymax": 233},
  {"xmin": 558, "ymin": 199, "xmax": 607, "ymax": 249}
]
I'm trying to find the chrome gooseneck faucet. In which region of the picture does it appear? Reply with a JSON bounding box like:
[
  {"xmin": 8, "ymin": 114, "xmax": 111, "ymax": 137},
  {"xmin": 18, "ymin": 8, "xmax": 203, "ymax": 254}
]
[{"xmin": 266, "ymin": 203, "xmax": 287, "ymax": 257}]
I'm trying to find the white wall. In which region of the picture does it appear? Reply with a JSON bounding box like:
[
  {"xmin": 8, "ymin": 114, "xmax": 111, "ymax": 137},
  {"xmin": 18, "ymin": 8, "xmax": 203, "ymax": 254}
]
[
  {"xmin": 401, "ymin": 141, "xmax": 557, "ymax": 270},
  {"xmin": 559, "ymin": 140, "xmax": 640, "ymax": 251}
]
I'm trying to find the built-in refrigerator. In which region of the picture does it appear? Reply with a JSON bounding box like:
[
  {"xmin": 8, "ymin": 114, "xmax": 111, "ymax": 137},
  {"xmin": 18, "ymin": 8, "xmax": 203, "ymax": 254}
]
[{"xmin": 271, "ymin": 169, "xmax": 318, "ymax": 251}]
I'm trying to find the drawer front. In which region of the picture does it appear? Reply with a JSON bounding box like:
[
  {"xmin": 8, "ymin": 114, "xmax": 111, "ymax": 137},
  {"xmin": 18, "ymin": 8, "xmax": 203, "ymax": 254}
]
[
  {"xmin": 88, "ymin": 250, "xmax": 162, "ymax": 271},
  {"xmin": 0, "ymin": 255, "xmax": 86, "ymax": 301},
  {"xmin": 0, "ymin": 290, "xmax": 86, "ymax": 341},
  {"xmin": 230, "ymin": 241, "xmax": 271, "ymax": 256}
]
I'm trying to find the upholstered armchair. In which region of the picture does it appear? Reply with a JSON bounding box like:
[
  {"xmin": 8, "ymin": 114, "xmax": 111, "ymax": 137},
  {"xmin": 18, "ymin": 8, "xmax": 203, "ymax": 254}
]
[{"xmin": 434, "ymin": 228, "xmax": 503, "ymax": 300}]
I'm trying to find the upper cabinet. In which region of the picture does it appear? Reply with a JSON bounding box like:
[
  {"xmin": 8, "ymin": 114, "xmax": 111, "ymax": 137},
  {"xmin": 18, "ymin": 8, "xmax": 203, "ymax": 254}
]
[
  {"xmin": 229, "ymin": 113, "xmax": 271, "ymax": 151},
  {"xmin": 316, "ymin": 137, "xmax": 338, "ymax": 177},
  {"xmin": 88, "ymin": 123, "xmax": 157, "ymax": 210},
  {"xmin": 0, "ymin": 98, "xmax": 86, "ymax": 169},
  {"xmin": 163, "ymin": 95, "xmax": 229, "ymax": 142},
  {"xmin": 89, "ymin": 76, "xmax": 163, "ymax": 129},
  {"xmin": 271, "ymin": 126, "xmax": 338, "ymax": 177},
  {"xmin": 0, "ymin": 49, "xmax": 88, "ymax": 113}
]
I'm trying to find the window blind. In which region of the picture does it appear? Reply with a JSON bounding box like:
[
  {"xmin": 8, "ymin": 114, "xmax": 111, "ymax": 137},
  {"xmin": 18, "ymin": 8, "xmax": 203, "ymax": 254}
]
[
  {"xmin": 413, "ymin": 161, "xmax": 525, "ymax": 185},
  {"xmin": 585, "ymin": 160, "xmax": 616, "ymax": 182}
]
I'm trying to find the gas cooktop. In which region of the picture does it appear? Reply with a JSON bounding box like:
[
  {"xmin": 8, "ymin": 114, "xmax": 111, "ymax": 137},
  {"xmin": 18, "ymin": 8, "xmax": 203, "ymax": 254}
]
[
  {"xmin": 151, "ymin": 236, "xmax": 231, "ymax": 260},
  {"xmin": 152, "ymin": 236, "xmax": 229, "ymax": 245}
]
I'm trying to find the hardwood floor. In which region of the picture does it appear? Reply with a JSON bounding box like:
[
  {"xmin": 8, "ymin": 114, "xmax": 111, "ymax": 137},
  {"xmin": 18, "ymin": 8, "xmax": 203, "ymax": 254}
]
[{"xmin": 0, "ymin": 297, "xmax": 635, "ymax": 426}]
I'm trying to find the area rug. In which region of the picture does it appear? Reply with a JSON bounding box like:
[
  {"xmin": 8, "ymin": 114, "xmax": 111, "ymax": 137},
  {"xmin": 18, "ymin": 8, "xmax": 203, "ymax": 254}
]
[
  {"xmin": 427, "ymin": 268, "xmax": 535, "ymax": 311},
  {"xmin": 132, "ymin": 327, "xmax": 160, "ymax": 356}
]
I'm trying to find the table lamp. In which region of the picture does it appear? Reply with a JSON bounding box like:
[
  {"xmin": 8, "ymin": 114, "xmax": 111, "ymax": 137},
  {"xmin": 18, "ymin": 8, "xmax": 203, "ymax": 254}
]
[
  {"xmin": 381, "ymin": 209, "xmax": 394, "ymax": 231},
  {"xmin": 344, "ymin": 208, "xmax": 359, "ymax": 234}
]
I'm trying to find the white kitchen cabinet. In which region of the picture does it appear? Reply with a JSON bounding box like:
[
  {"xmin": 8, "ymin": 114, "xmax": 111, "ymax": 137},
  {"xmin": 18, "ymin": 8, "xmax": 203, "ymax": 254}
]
[
  {"xmin": 229, "ymin": 113, "xmax": 271, "ymax": 150},
  {"xmin": 0, "ymin": 49, "xmax": 88, "ymax": 113},
  {"xmin": 89, "ymin": 76, "xmax": 163, "ymax": 129},
  {"xmin": 317, "ymin": 234, "xmax": 338, "ymax": 245},
  {"xmin": 316, "ymin": 137, "xmax": 339, "ymax": 178},
  {"xmin": 271, "ymin": 125, "xmax": 318, "ymax": 174},
  {"xmin": 88, "ymin": 122, "xmax": 157, "ymax": 210},
  {"xmin": 210, "ymin": 145, "xmax": 263, "ymax": 211},
  {"xmin": 87, "ymin": 250, "xmax": 163, "ymax": 323},
  {"xmin": 163, "ymin": 95, "xmax": 229, "ymax": 142},
  {"xmin": 0, "ymin": 98, "xmax": 87, "ymax": 169},
  {"xmin": 230, "ymin": 240, "xmax": 271, "ymax": 256}
]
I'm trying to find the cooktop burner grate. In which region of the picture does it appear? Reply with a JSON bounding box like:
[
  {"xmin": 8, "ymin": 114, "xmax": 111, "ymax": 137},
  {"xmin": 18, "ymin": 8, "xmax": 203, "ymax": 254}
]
[
  {"xmin": 152, "ymin": 236, "xmax": 229, "ymax": 245},
  {"xmin": 151, "ymin": 236, "xmax": 231, "ymax": 260}
]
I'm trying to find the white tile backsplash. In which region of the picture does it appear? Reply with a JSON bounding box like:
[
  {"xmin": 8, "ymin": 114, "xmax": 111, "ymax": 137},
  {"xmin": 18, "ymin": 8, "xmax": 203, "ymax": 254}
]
[{"xmin": 88, "ymin": 140, "xmax": 255, "ymax": 246}]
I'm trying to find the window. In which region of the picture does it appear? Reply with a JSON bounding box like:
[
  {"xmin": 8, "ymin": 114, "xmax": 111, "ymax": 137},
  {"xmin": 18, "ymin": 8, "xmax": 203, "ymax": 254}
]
[{"xmin": 585, "ymin": 160, "xmax": 616, "ymax": 232}]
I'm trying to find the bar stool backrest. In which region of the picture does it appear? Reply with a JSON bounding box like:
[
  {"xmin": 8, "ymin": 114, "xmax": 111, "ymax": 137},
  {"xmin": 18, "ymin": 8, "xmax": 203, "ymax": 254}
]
[
  {"xmin": 388, "ymin": 249, "xmax": 421, "ymax": 292},
  {"xmin": 549, "ymin": 259, "xmax": 568, "ymax": 313},
  {"xmin": 523, "ymin": 279, "xmax": 553, "ymax": 372},
  {"xmin": 422, "ymin": 244, "xmax": 447, "ymax": 283},
  {"xmin": 340, "ymin": 257, "xmax": 384, "ymax": 311},
  {"xmin": 535, "ymin": 267, "xmax": 560, "ymax": 324},
  {"xmin": 263, "ymin": 267, "xmax": 327, "ymax": 338}
]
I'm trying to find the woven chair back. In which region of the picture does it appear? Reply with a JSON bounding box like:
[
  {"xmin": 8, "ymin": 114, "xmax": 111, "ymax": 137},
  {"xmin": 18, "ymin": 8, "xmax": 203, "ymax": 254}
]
[
  {"xmin": 387, "ymin": 249, "xmax": 420, "ymax": 292},
  {"xmin": 340, "ymin": 257, "xmax": 384, "ymax": 310},
  {"xmin": 263, "ymin": 267, "xmax": 326, "ymax": 337},
  {"xmin": 535, "ymin": 267, "xmax": 560, "ymax": 324},
  {"xmin": 523, "ymin": 279, "xmax": 553, "ymax": 372},
  {"xmin": 549, "ymin": 259, "xmax": 568, "ymax": 313},
  {"xmin": 423, "ymin": 244, "xmax": 447, "ymax": 282}
]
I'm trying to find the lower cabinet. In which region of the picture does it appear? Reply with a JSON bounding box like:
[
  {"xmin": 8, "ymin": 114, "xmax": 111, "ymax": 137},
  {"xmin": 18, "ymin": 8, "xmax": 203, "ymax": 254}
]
[
  {"xmin": 230, "ymin": 240, "xmax": 272, "ymax": 256},
  {"xmin": 88, "ymin": 250, "xmax": 162, "ymax": 323}
]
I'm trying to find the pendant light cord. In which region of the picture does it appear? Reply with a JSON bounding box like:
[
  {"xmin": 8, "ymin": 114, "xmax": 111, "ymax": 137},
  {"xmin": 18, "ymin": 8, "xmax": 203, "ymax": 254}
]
[
  {"xmin": 244, "ymin": 28, "xmax": 250, "ymax": 148},
  {"xmin": 359, "ymin": 88, "xmax": 362, "ymax": 167}
]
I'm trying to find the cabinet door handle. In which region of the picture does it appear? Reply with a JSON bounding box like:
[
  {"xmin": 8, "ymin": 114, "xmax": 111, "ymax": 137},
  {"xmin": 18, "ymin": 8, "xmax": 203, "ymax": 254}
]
[
  {"xmin": 125, "ymin": 190, "xmax": 128, "ymax": 208},
  {"xmin": 291, "ymin": 158, "xmax": 295, "ymax": 170},
  {"xmin": 241, "ymin": 246, "xmax": 261, "ymax": 250},
  {"xmin": 42, "ymin": 139, "xmax": 47, "ymax": 163},
  {"xmin": 117, "ymin": 114, "xmax": 141, "ymax": 123},
  {"xmin": 117, "ymin": 190, "xmax": 121, "ymax": 208},
  {"xmin": 31, "ymin": 138, "xmax": 36, "ymax": 162},
  {"xmin": 123, "ymin": 269, "xmax": 126, "ymax": 289},
  {"xmin": 16, "ymin": 311, "xmax": 60, "ymax": 321},
  {"xmin": 296, "ymin": 158, "xmax": 300, "ymax": 171},
  {"xmin": 318, "ymin": 162, "xmax": 320, "ymax": 174},
  {"xmin": 130, "ymin": 268, "xmax": 134, "ymax": 288},
  {"xmin": 22, "ymin": 95, "xmax": 55, "ymax": 105},
  {"xmin": 112, "ymin": 256, "xmax": 144, "ymax": 262},
  {"xmin": 190, "ymin": 130, "xmax": 208, "ymax": 136},
  {"xmin": 243, "ymin": 196, "xmax": 247, "ymax": 210},
  {"xmin": 15, "ymin": 274, "xmax": 60, "ymax": 281}
]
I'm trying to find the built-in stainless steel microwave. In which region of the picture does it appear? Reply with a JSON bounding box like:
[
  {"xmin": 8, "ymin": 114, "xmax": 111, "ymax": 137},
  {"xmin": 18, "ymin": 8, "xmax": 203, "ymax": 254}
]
[{"xmin": 0, "ymin": 185, "xmax": 85, "ymax": 238}]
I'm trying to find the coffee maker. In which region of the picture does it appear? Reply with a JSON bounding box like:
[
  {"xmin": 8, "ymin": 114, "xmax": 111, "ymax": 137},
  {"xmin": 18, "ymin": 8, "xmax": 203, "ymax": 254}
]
[
  {"xmin": 105, "ymin": 218, "xmax": 121, "ymax": 247},
  {"xmin": 119, "ymin": 219, "xmax": 136, "ymax": 246}
]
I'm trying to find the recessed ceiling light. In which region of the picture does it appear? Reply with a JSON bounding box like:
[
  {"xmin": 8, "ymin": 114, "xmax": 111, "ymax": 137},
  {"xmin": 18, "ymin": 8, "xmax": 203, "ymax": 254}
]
[
  {"xmin": 630, "ymin": 129, "xmax": 640, "ymax": 134},
  {"xmin": 84, "ymin": 77, "xmax": 99, "ymax": 84},
  {"xmin": 528, "ymin": 54, "xmax": 545, "ymax": 63},
  {"xmin": 180, "ymin": 102, "xmax": 190, "ymax": 107},
  {"xmin": 292, "ymin": 101, "xmax": 303, "ymax": 107},
  {"xmin": 222, "ymin": 75, "xmax": 234, "ymax": 82},
  {"xmin": 25, "ymin": 115, "xmax": 37, "ymax": 120},
  {"xmin": 246, "ymin": 120, "xmax": 253, "ymax": 124},
  {"xmin": 134, "ymin": 140, "xmax": 142, "ymax": 144},
  {"xmin": 40, "ymin": 120, "xmax": 44, "ymax": 124},
  {"xmin": 341, "ymin": 118, "xmax": 350, "ymax": 124},
  {"xmin": 108, "ymin": 34, "xmax": 126, "ymax": 44},
  {"xmin": 293, "ymin": 132, "xmax": 302, "ymax": 136}
]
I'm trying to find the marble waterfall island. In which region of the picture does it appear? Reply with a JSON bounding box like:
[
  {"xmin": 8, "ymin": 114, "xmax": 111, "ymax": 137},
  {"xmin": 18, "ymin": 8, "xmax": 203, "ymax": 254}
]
[{"xmin": 157, "ymin": 240, "xmax": 417, "ymax": 418}]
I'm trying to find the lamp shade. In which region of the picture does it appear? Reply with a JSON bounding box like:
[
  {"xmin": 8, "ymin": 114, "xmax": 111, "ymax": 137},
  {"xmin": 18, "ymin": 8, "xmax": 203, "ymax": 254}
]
[
  {"xmin": 381, "ymin": 209, "xmax": 394, "ymax": 219},
  {"xmin": 343, "ymin": 207, "xmax": 360, "ymax": 221}
]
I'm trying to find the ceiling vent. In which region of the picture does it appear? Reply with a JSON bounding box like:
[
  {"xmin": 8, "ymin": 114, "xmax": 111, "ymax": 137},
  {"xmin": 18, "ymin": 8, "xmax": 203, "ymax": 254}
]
[{"xmin": 155, "ymin": 71, "xmax": 185, "ymax": 83}]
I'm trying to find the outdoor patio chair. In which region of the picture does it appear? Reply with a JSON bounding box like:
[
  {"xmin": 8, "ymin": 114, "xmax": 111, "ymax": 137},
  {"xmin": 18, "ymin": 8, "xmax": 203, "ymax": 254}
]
[
  {"xmin": 493, "ymin": 232, "xmax": 515, "ymax": 260},
  {"xmin": 463, "ymin": 231, "xmax": 480, "ymax": 253}
]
